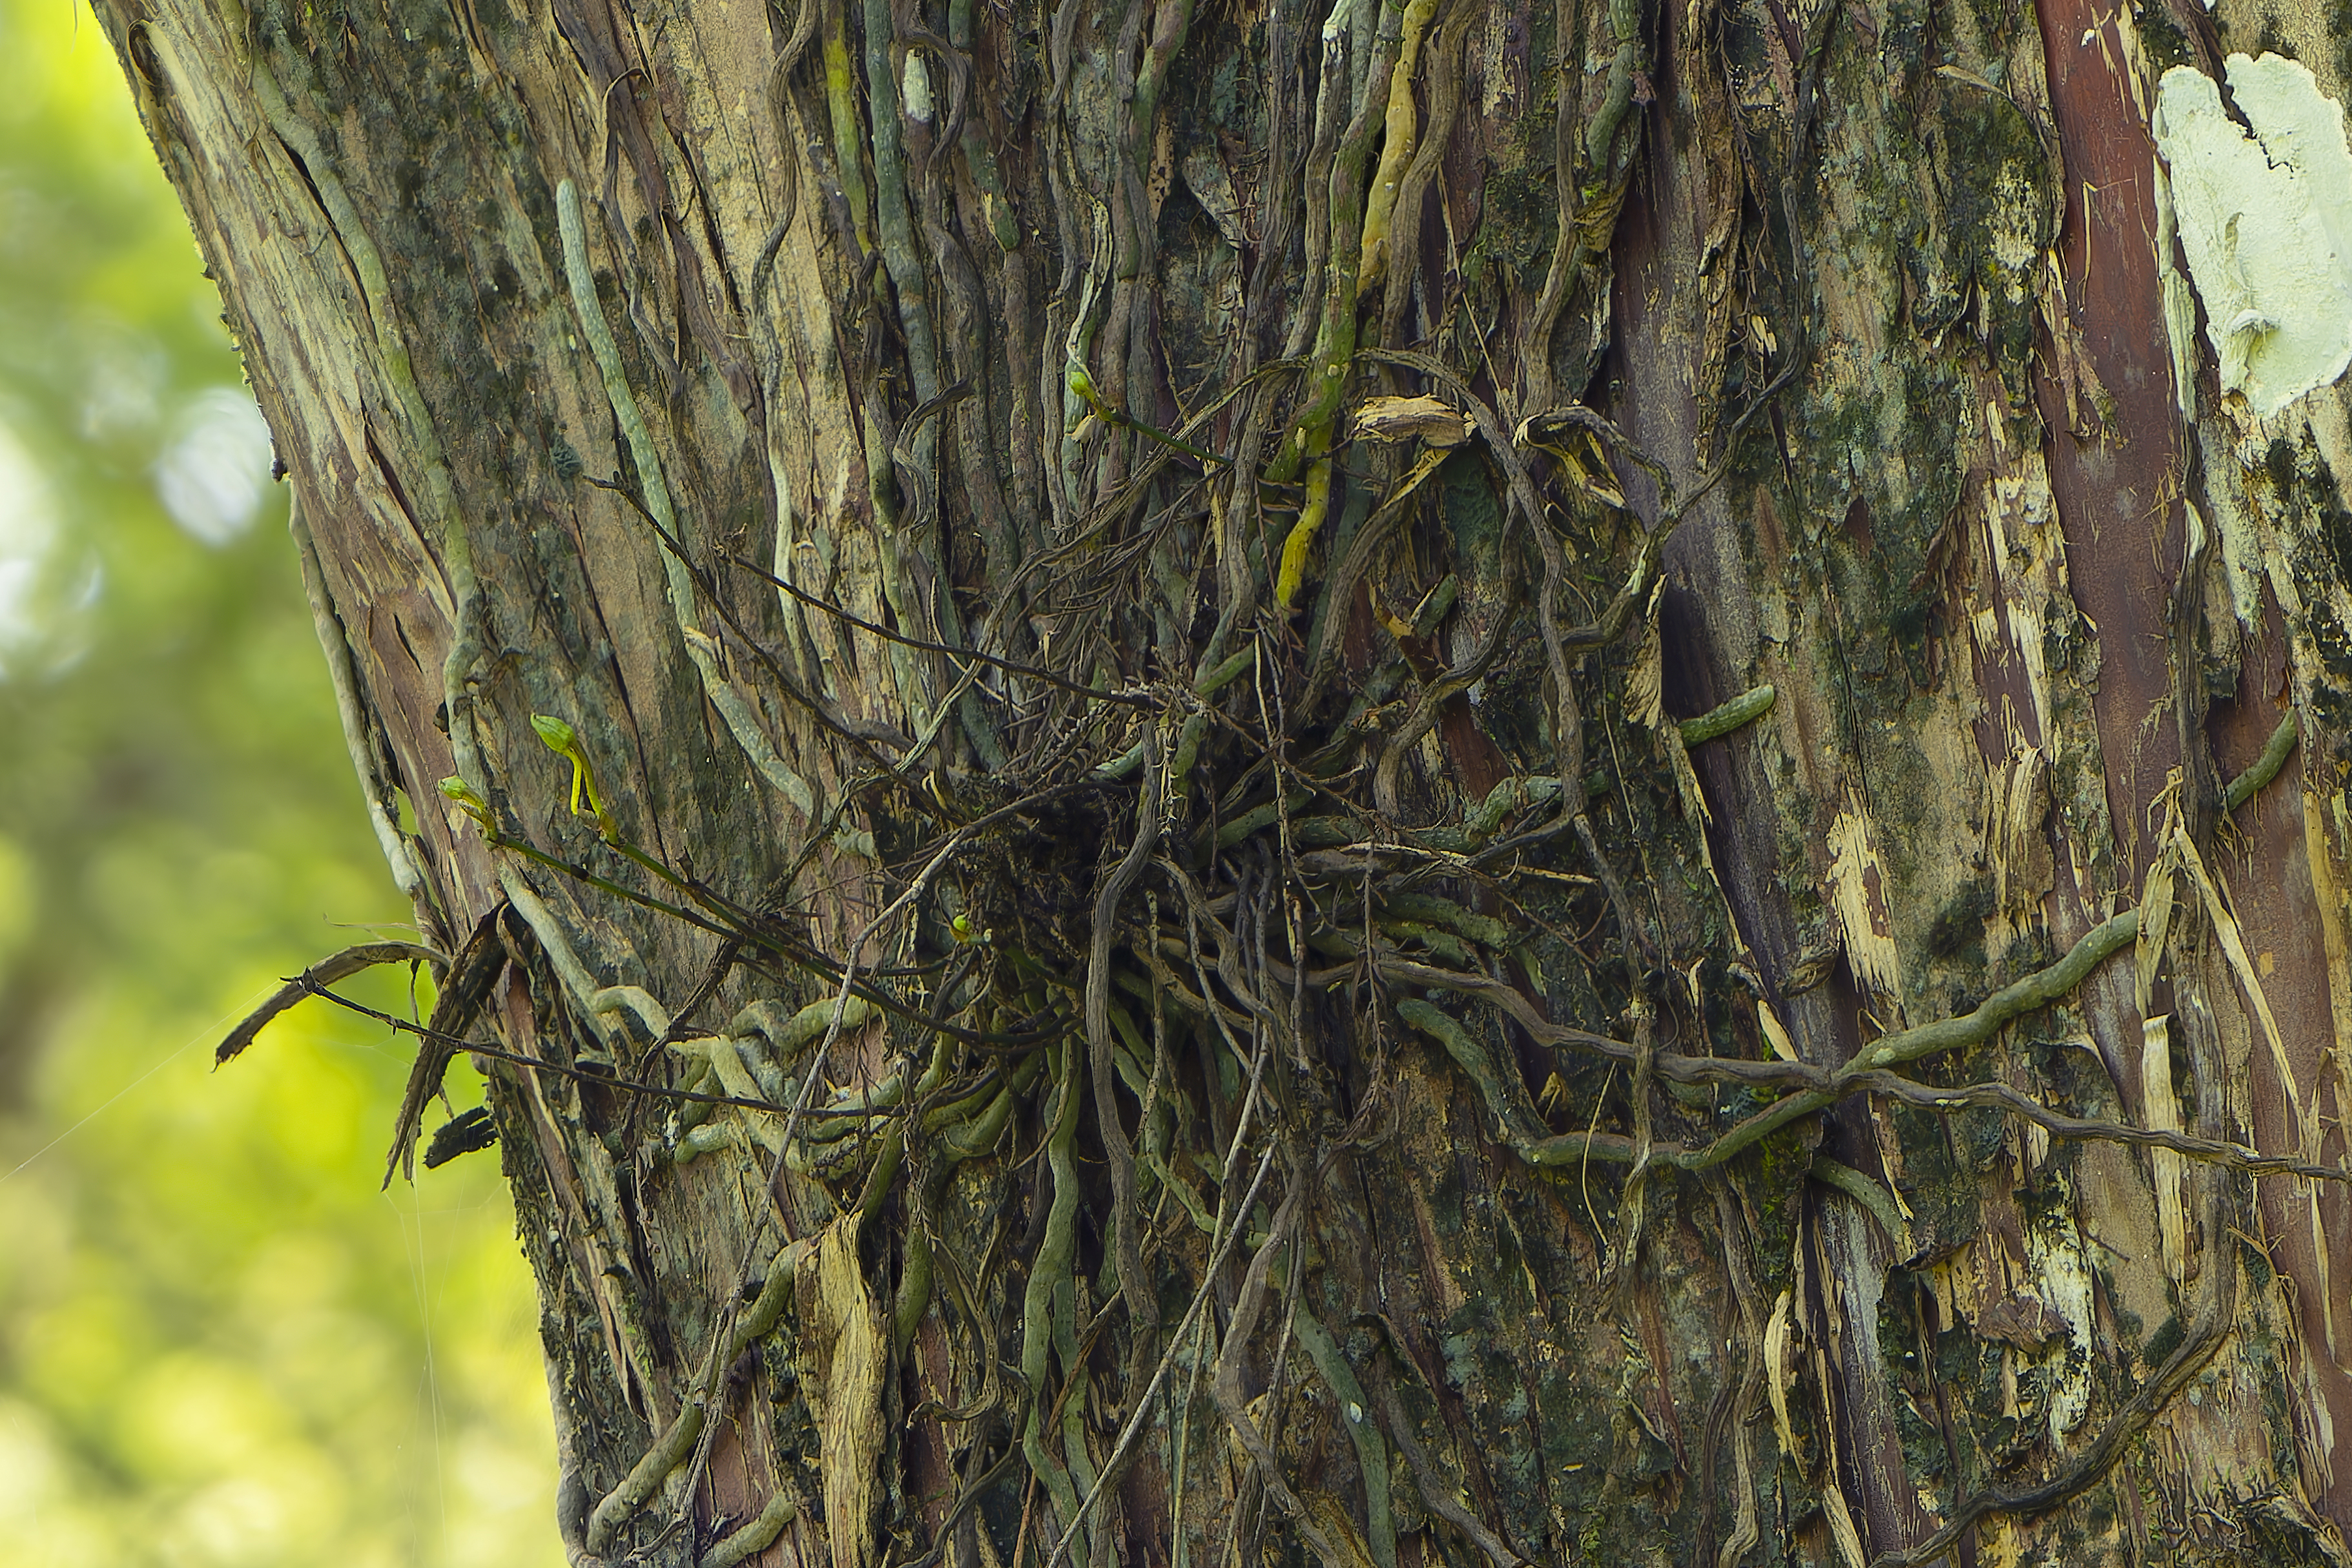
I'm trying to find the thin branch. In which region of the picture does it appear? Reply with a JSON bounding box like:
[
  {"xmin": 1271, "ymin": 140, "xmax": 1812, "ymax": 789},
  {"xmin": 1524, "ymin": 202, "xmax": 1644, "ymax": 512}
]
[
  {"xmin": 726, "ymin": 553, "xmax": 1157, "ymax": 706},
  {"xmin": 296, "ymin": 977, "xmax": 958, "ymax": 1121}
]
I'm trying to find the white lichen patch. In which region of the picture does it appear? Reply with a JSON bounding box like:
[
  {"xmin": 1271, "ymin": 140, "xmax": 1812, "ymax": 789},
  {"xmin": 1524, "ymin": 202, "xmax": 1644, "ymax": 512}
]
[
  {"xmin": 901, "ymin": 52, "xmax": 934, "ymax": 123},
  {"xmin": 1985, "ymin": 163, "xmax": 2047, "ymax": 294},
  {"xmin": 2152, "ymin": 54, "xmax": 2352, "ymax": 417},
  {"xmin": 2023, "ymin": 1197, "xmax": 2097, "ymax": 1442}
]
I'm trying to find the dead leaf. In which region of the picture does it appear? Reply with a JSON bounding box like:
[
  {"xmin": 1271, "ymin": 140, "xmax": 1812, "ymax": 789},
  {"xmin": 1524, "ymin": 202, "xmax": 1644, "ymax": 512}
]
[
  {"xmin": 1351, "ymin": 395, "xmax": 1469, "ymax": 447},
  {"xmin": 1627, "ymin": 582, "xmax": 1666, "ymax": 731},
  {"xmin": 1823, "ymin": 1481, "xmax": 1869, "ymax": 1568},
  {"xmin": 1974, "ymin": 1291, "xmax": 2069, "ymax": 1351}
]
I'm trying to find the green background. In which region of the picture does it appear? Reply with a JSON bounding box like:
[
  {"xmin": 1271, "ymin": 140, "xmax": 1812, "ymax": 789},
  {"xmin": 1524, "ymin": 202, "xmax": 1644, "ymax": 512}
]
[{"xmin": 0, "ymin": 5, "xmax": 560, "ymax": 1562}]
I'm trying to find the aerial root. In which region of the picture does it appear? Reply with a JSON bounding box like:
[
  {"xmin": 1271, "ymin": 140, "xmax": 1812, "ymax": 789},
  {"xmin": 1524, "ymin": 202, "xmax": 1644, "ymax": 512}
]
[
  {"xmin": 1397, "ymin": 905, "xmax": 2349, "ymax": 1187},
  {"xmin": 697, "ymin": 1490, "xmax": 799, "ymax": 1568},
  {"xmin": 583, "ymin": 1239, "xmax": 801, "ymax": 1554}
]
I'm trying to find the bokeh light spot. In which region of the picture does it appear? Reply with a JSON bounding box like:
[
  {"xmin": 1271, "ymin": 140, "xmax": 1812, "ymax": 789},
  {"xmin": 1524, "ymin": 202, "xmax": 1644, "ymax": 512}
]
[{"xmin": 154, "ymin": 387, "xmax": 273, "ymax": 546}]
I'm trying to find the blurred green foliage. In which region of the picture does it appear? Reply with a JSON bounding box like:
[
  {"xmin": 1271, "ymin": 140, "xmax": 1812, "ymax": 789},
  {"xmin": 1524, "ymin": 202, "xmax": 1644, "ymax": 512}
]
[{"xmin": 0, "ymin": 4, "xmax": 559, "ymax": 1562}]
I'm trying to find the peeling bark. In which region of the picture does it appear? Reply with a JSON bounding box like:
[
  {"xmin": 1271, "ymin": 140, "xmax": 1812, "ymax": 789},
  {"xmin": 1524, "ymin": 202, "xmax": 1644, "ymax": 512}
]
[{"xmin": 119, "ymin": 0, "xmax": 2352, "ymax": 1560}]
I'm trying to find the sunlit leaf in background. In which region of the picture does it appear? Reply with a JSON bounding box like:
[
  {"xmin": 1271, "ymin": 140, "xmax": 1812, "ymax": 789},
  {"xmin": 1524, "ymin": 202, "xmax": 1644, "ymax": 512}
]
[
  {"xmin": 156, "ymin": 387, "xmax": 276, "ymax": 546},
  {"xmin": 0, "ymin": 415, "xmax": 58, "ymax": 672},
  {"xmin": 0, "ymin": 3, "xmax": 559, "ymax": 1563}
]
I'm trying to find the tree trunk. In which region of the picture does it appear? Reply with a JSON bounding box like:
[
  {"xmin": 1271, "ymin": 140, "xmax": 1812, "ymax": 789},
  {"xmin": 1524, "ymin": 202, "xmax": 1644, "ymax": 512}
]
[{"xmin": 98, "ymin": 0, "xmax": 2352, "ymax": 1557}]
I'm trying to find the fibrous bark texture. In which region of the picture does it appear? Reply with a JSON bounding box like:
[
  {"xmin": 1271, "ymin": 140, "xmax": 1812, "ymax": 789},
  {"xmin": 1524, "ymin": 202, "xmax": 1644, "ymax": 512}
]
[{"xmin": 101, "ymin": 0, "xmax": 2352, "ymax": 1558}]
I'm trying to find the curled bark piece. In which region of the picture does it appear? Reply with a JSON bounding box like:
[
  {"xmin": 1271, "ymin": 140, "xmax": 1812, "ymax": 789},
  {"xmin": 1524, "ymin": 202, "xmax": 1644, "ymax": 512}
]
[{"xmin": 386, "ymin": 903, "xmax": 511, "ymax": 1184}]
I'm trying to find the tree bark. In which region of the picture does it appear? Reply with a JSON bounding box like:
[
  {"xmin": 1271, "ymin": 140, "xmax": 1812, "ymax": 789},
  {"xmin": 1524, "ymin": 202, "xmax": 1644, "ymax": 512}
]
[{"xmin": 99, "ymin": 0, "xmax": 2352, "ymax": 1560}]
